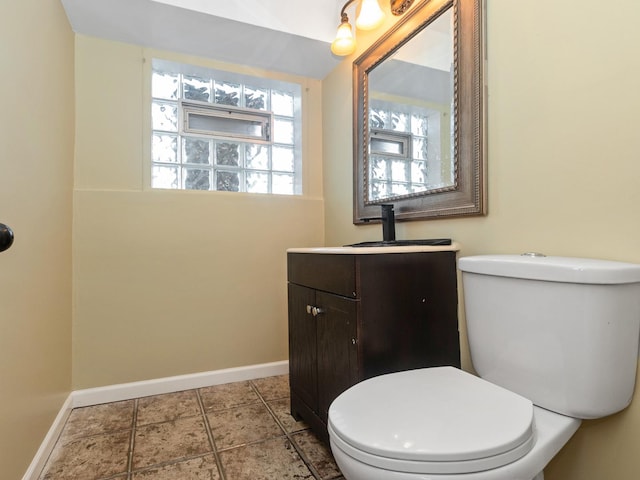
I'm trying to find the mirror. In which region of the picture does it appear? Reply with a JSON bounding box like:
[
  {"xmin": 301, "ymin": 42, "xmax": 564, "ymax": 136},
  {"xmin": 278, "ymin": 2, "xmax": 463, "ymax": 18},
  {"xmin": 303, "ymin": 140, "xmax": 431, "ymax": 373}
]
[{"xmin": 353, "ymin": 0, "xmax": 485, "ymax": 223}]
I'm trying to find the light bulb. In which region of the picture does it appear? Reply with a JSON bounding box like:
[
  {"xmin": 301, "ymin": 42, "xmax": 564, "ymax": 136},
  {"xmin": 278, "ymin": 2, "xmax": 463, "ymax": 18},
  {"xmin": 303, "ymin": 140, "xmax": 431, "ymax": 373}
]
[
  {"xmin": 356, "ymin": 0, "xmax": 385, "ymax": 31},
  {"xmin": 331, "ymin": 20, "xmax": 356, "ymax": 56}
]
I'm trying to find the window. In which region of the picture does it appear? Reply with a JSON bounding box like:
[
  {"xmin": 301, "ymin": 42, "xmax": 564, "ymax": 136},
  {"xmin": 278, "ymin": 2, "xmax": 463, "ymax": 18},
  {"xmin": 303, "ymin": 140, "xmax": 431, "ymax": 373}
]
[
  {"xmin": 368, "ymin": 100, "xmax": 451, "ymax": 200},
  {"xmin": 151, "ymin": 60, "xmax": 302, "ymax": 194},
  {"xmin": 181, "ymin": 101, "xmax": 272, "ymax": 143}
]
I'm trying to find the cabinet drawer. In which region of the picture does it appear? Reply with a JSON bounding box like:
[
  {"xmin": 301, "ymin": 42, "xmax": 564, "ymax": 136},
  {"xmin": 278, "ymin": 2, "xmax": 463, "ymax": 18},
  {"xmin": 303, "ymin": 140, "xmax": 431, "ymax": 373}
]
[{"xmin": 287, "ymin": 253, "xmax": 356, "ymax": 298}]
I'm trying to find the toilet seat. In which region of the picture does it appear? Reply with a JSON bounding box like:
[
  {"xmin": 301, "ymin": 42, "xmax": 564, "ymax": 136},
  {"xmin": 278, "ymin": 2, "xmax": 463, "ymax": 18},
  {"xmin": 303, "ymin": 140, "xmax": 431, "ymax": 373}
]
[{"xmin": 328, "ymin": 367, "xmax": 536, "ymax": 475}]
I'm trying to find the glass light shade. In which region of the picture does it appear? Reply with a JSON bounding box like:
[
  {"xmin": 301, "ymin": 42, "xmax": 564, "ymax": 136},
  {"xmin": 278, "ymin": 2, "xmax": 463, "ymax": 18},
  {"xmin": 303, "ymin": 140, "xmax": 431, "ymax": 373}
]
[
  {"xmin": 331, "ymin": 21, "xmax": 356, "ymax": 56},
  {"xmin": 356, "ymin": 0, "xmax": 385, "ymax": 30}
]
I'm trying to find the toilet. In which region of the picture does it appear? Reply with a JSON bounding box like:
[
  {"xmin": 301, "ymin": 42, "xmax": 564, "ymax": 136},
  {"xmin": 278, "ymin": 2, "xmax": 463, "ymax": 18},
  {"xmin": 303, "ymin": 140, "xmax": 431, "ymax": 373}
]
[{"xmin": 328, "ymin": 254, "xmax": 640, "ymax": 480}]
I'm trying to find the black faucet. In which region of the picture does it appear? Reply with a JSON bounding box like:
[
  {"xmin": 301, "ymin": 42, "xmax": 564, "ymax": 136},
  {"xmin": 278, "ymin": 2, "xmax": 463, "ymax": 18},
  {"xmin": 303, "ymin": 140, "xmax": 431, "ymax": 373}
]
[
  {"xmin": 380, "ymin": 204, "xmax": 396, "ymax": 242},
  {"xmin": 358, "ymin": 204, "xmax": 396, "ymax": 242},
  {"xmin": 348, "ymin": 203, "xmax": 452, "ymax": 247}
]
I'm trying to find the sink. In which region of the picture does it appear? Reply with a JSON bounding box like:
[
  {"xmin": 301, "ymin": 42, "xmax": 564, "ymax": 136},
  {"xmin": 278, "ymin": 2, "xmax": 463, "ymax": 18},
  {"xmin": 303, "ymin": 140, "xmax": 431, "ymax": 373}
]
[{"xmin": 345, "ymin": 238, "xmax": 452, "ymax": 248}]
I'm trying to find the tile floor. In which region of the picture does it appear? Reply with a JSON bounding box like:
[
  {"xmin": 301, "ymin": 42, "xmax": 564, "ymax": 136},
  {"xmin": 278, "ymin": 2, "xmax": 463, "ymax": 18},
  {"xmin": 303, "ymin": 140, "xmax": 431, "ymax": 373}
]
[{"xmin": 39, "ymin": 375, "xmax": 345, "ymax": 480}]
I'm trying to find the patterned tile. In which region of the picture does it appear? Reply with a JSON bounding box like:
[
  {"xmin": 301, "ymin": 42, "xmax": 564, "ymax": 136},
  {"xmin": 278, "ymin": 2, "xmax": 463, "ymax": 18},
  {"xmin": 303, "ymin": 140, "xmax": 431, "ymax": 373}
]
[
  {"xmin": 38, "ymin": 375, "xmax": 344, "ymax": 480},
  {"xmin": 136, "ymin": 390, "xmax": 201, "ymax": 426},
  {"xmin": 60, "ymin": 400, "xmax": 134, "ymax": 440},
  {"xmin": 199, "ymin": 381, "xmax": 260, "ymax": 412},
  {"xmin": 252, "ymin": 374, "xmax": 290, "ymax": 401},
  {"xmin": 132, "ymin": 454, "xmax": 220, "ymax": 479},
  {"xmin": 292, "ymin": 430, "xmax": 342, "ymax": 479},
  {"xmin": 207, "ymin": 403, "xmax": 283, "ymax": 450},
  {"xmin": 133, "ymin": 416, "xmax": 211, "ymax": 470},
  {"xmin": 39, "ymin": 431, "xmax": 130, "ymax": 480},
  {"xmin": 268, "ymin": 397, "xmax": 309, "ymax": 433},
  {"xmin": 220, "ymin": 436, "xmax": 314, "ymax": 480}
]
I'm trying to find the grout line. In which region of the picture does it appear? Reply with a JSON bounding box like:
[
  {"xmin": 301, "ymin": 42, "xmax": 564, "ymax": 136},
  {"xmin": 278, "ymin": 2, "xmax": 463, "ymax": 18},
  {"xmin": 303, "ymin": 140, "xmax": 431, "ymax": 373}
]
[
  {"xmin": 96, "ymin": 473, "xmax": 130, "ymax": 480},
  {"xmin": 126, "ymin": 398, "xmax": 138, "ymax": 476},
  {"xmin": 286, "ymin": 429, "xmax": 324, "ymax": 480},
  {"xmin": 46, "ymin": 426, "xmax": 134, "ymax": 442},
  {"xmin": 213, "ymin": 432, "xmax": 290, "ymax": 454},
  {"xmin": 250, "ymin": 381, "xmax": 324, "ymax": 480},
  {"xmin": 196, "ymin": 388, "xmax": 227, "ymax": 480},
  {"xmin": 135, "ymin": 411, "xmax": 203, "ymax": 428},
  {"xmin": 129, "ymin": 452, "xmax": 217, "ymax": 476}
]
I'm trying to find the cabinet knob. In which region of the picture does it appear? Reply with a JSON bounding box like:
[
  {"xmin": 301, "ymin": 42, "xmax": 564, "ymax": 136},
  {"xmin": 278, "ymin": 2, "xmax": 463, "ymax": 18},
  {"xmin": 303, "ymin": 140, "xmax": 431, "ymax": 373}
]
[{"xmin": 305, "ymin": 305, "xmax": 325, "ymax": 316}]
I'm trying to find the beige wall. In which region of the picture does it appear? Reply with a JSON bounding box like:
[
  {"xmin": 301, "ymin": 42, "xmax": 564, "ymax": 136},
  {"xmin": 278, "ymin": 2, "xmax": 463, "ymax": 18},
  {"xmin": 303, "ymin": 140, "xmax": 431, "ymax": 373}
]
[
  {"xmin": 4, "ymin": 0, "xmax": 638, "ymax": 477},
  {"xmin": 0, "ymin": 0, "xmax": 74, "ymax": 478},
  {"xmin": 72, "ymin": 36, "xmax": 325, "ymax": 388},
  {"xmin": 322, "ymin": 0, "xmax": 640, "ymax": 479}
]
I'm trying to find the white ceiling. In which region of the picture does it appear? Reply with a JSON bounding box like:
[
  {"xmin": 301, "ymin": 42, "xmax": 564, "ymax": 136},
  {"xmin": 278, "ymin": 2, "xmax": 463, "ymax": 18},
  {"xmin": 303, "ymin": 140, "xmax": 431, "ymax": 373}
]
[
  {"xmin": 61, "ymin": 0, "xmax": 351, "ymax": 79},
  {"xmin": 150, "ymin": 0, "xmax": 346, "ymax": 42}
]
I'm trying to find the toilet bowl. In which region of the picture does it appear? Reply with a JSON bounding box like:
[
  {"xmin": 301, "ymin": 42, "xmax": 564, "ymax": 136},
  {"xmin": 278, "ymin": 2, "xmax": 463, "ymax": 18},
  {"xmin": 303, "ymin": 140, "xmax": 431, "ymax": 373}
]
[
  {"xmin": 329, "ymin": 367, "xmax": 580, "ymax": 480},
  {"xmin": 328, "ymin": 255, "xmax": 640, "ymax": 480}
]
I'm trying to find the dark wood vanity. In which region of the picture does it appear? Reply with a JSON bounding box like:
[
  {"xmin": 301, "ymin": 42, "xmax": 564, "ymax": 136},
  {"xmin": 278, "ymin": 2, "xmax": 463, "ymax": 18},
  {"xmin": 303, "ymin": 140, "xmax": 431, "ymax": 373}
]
[{"xmin": 287, "ymin": 247, "xmax": 461, "ymax": 442}]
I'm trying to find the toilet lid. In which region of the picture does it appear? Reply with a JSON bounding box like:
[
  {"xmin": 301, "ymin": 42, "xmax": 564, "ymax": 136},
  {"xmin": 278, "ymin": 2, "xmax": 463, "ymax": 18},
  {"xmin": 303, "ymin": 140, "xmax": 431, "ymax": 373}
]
[{"xmin": 328, "ymin": 367, "xmax": 535, "ymax": 474}]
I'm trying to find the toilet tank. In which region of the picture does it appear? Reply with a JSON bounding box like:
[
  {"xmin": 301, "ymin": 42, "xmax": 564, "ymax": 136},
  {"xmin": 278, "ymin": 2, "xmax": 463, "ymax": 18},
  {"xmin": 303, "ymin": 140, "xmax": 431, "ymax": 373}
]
[{"xmin": 459, "ymin": 254, "xmax": 640, "ymax": 419}]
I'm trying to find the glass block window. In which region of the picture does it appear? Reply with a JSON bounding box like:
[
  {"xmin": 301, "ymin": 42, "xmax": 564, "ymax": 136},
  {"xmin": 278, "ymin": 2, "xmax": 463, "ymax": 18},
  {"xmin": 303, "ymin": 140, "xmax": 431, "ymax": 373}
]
[
  {"xmin": 368, "ymin": 100, "xmax": 449, "ymax": 200},
  {"xmin": 151, "ymin": 59, "xmax": 302, "ymax": 195}
]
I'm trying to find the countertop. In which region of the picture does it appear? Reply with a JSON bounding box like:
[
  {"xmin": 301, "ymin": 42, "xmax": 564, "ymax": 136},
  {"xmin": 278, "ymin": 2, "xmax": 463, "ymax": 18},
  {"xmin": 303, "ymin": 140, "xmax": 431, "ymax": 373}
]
[{"xmin": 287, "ymin": 243, "xmax": 460, "ymax": 254}]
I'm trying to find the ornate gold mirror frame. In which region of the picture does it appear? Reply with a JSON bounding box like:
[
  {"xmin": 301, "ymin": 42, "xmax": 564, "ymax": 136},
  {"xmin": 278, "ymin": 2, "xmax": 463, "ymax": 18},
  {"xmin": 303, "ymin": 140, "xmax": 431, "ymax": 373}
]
[
  {"xmin": 391, "ymin": 0, "xmax": 417, "ymax": 15},
  {"xmin": 353, "ymin": 0, "xmax": 485, "ymax": 223}
]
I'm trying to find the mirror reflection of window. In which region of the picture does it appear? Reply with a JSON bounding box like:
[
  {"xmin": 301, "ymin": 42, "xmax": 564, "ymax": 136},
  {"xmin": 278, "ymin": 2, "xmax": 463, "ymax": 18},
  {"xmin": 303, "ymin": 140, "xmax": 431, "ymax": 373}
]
[
  {"xmin": 368, "ymin": 96, "xmax": 453, "ymax": 200},
  {"xmin": 370, "ymin": 130, "xmax": 410, "ymax": 157},
  {"xmin": 366, "ymin": 7, "xmax": 454, "ymax": 202}
]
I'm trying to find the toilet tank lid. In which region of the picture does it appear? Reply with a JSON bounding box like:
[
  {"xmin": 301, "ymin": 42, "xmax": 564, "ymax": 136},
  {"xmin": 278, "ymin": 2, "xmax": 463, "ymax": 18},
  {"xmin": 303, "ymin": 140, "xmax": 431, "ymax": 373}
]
[{"xmin": 458, "ymin": 255, "xmax": 640, "ymax": 284}]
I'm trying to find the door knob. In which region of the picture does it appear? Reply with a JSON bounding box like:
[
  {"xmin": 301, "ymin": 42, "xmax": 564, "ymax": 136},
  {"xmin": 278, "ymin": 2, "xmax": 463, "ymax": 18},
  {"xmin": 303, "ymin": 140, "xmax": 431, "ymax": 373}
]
[{"xmin": 0, "ymin": 223, "xmax": 14, "ymax": 253}]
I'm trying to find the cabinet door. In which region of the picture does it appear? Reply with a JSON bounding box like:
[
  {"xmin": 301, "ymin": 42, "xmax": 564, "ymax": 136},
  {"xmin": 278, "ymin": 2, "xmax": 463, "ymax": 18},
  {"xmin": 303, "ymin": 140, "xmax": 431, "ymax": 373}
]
[
  {"xmin": 288, "ymin": 283, "xmax": 318, "ymax": 412},
  {"xmin": 316, "ymin": 291, "xmax": 358, "ymax": 423},
  {"xmin": 357, "ymin": 252, "xmax": 460, "ymax": 378}
]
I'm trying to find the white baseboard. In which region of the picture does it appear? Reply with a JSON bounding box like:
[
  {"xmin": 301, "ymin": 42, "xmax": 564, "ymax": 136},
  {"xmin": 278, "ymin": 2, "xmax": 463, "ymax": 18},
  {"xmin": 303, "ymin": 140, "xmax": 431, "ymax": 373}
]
[
  {"xmin": 22, "ymin": 360, "xmax": 289, "ymax": 480},
  {"xmin": 72, "ymin": 360, "xmax": 289, "ymax": 407},
  {"xmin": 21, "ymin": 394, "xmax": 74, "ymax": 480}
]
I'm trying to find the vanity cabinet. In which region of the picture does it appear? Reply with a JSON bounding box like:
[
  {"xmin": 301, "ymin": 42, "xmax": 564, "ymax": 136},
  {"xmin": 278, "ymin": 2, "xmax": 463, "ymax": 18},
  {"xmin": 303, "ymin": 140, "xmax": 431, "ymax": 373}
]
[{"xmin": 287, "ymin": 249, "xmax": 461, "ymax": 442}]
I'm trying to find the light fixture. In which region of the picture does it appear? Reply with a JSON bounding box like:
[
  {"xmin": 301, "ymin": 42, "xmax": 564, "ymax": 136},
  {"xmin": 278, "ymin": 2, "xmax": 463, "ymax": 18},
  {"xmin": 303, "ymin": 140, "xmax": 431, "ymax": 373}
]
[
  {"xmin": 330, "ymin": 0, "xmax": 415, "ymax": 57},
  {"xmin": 356, "ymin": 0, "xmax": 386, "ymax": 30},
  {"xmin": 330, "ymin": 11, "xmax": 357, "ymax": 56}
]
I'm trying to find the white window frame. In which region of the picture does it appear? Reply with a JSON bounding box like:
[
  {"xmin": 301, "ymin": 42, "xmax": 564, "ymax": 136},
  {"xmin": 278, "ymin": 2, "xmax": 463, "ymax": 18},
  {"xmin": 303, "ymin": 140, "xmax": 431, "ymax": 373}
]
[
  {"xmin": 180, "ymin": 100, "xmax": 274, "ymax": 144},
  {"xmin": 370, "ymin": 129, "xmax": 412, "ymax": 158}
]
